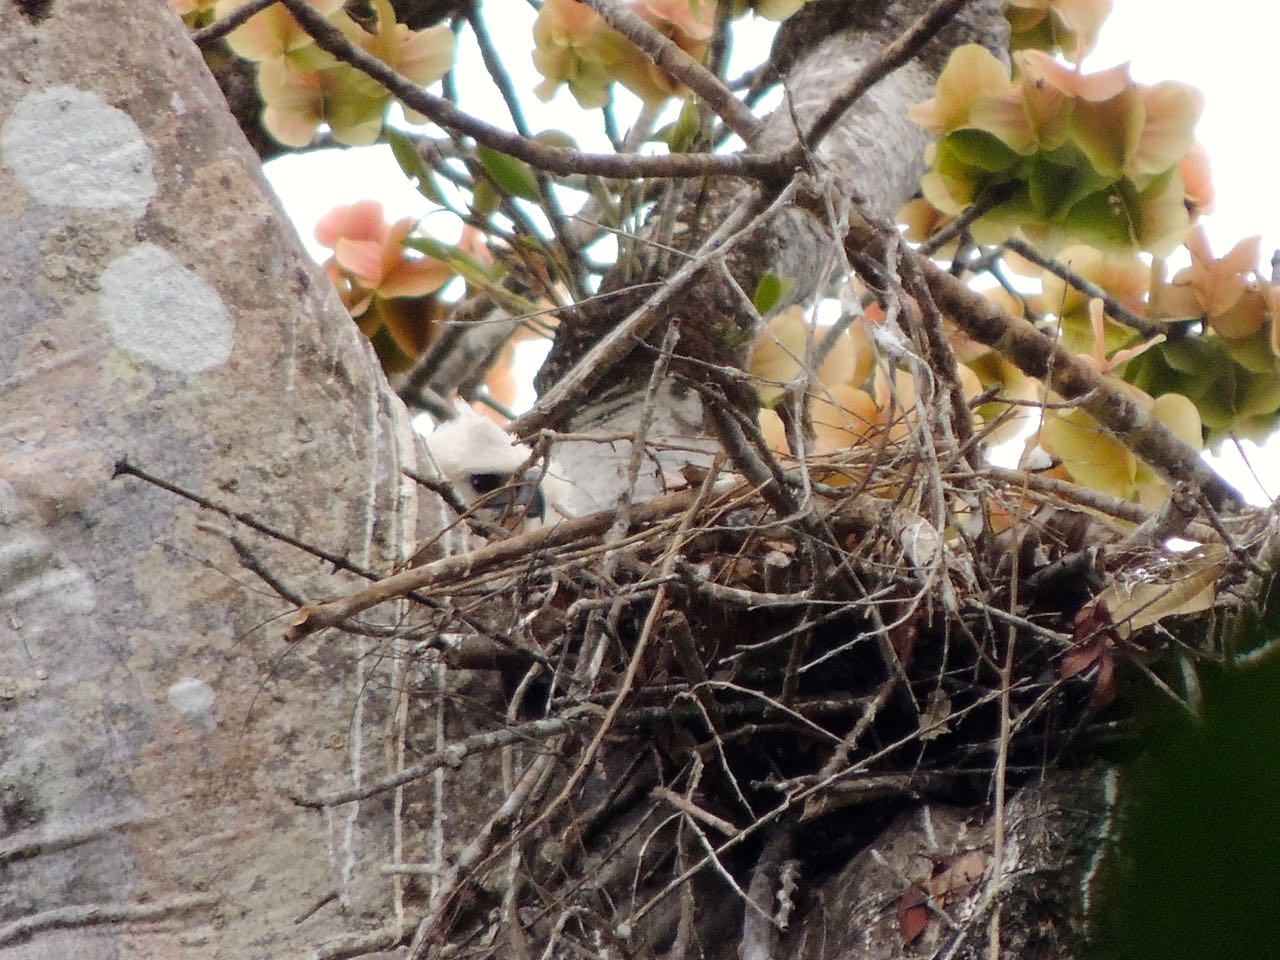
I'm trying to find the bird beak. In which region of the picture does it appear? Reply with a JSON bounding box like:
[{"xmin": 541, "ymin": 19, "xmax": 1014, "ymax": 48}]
[
  {"xmin": 512, "ymin": 475, "xmax": 545, "ymax": 521},
  {"xmin": 474, "ymin": 474, "xmax": 544, "ymax": 530}
]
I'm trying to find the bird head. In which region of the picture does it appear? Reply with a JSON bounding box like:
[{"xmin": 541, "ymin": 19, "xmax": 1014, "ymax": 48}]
[{"xmin": 422, "ymin": 405, "xmax": 548, "ymax": 528}]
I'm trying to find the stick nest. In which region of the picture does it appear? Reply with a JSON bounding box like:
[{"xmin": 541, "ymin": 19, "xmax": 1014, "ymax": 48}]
[{"xmin": 295, "ymin": 431, "xmax": 1274, "ymax": 959}]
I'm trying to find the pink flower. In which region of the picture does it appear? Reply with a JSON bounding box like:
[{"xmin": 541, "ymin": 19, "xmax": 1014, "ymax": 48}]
[{"xmin": 315, "ymin": 200, "xmax": 450, "ymax": 314}]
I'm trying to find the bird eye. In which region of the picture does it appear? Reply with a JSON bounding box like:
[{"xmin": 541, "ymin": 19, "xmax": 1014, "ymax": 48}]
[{"xmin": 469, "ymin": 472, "xmax": 507, "ymax": 494}]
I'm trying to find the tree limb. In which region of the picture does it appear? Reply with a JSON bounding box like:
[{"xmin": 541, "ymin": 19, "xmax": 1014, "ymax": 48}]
[{"xmin": 275, "ymin": 0, "xmax": 783, "ymax": 182}]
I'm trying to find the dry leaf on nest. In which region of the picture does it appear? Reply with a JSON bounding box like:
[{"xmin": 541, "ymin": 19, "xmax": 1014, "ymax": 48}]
[
  {"xmin": 930, "ymin": 850, "xmax": 988, "ymax": 901},
  {"xmin": 896, "ymin": 884, "xmax": 928, "ymax": 945},
  {"xmin": 896, "ymin": 849, "xmax": 989, "ymax": 945},
  {"xmin": 1093, "ymin": 544, "xmax": 1226, "ymax": 639},
  {"xmin": 917, "ymin": 693, "xmax": 952, "ymax": 741},
  {"xmin": 1064, "ymin": 600, "xmax": 1119, "ymax": 707}
]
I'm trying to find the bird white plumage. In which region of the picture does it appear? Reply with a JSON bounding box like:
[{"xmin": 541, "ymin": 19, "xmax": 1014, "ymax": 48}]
[
  {"xmin": 424, "ymin": 405, "xmax": 531, "ymax": 490},
  {"xmin": 422, "ymin": 403, "xmax": 572, "ymax": 527}
]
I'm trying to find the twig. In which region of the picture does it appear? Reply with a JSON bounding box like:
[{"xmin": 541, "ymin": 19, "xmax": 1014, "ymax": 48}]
[
  {"xmin": 465, "ymin": 5, "xmax": 586, "ymax": 295},
  {"xmin": 896, "ymin": 243, "xmax": 977, "ymax": 450},
  {"xmin": 1124, "ymin": 482, "xmax": 1200, "ymax": 548},
  {"xmin": 987, "ymin": 439, "xmax": 1036, "ymax": 960},
  {"xmin": 1004, "ymin": 237, "xmax": 1164, "ymax": 340},
  {"xmin": 793, "ymin": 0, "xmax": 974, "ymax": 158},
  {"xmin": 114, "ymin": 458, "xmax": 370, "ymax": 577},
  {"xmin": 579, "ymin": 0, "xmax": 762, "ymax": 144},
  {"xmin": 191, "ymin": 0, "xmax": 275, "ymax": 48},
  {"xmin": 275, "ymin": 0, "xmax": 781, "ymax": 183},
  {"xmin": 706, "ymin": 0, "xmax": 734, "ymax": 82},
  {"xmin": 665, "ymin": 608, "xmax": 729, "ymax": 734},
  {"xmin": 627, "ymin": 686, "xmax": 1015, "ymax": 929},
  {"xmin": 283, "ymin": 484, "xmax": 731, "ymax": 642},
  {"xmin": 406, "ymin": 753, "xmax": 558, "ymax": 958},
  {"xmin": 1194, "ymin": 489, "xmax": 1269, "ymax": 577},
  {"xmin": 293, "ymin": 713, "xmax": 595, "ymax": 808},
  {"xmin": 608, "ymin": 320, "xmax": 683, "ymax": 545},
  {"xmin": 502, "ymin": 461, "xmax": 729, "ymax": 837},
  {"xmin": 653, "ymin": 785, "xmax": 739, "ymax": 837},
  {"xmin": 199, "ymin": 522, "xmax": 308, "ymax": 606},
  {"xmin": 513, "ymin": 181, "xmax": 797, "ymax": 434},
  {"xmin": 918, "ymin": 184, "xmax": 1015, "ymax": 257},
  {"xmin": 840, "ymin": 213, "xmax": 1244, "ymax": 510},
  {"xmin": 673, "ymin": 558, "xmax": 814, "ymax": 608}
]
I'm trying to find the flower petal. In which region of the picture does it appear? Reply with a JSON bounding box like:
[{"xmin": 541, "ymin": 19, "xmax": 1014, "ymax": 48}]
[
  {"xmin": 908, "ymin": 44, "xmax": 1014, "ymax": 135},
  {"xmin": 380, "ymin": 257, "xmax": 451, "ymax": 298},
  {"xmin": 315, "ymin": 200, "xmax": 387, "ymax": 249},
  {"xmin": 334, "ymin": 237, "xmax": 389, "ymax": 285},
  {"xmin": 398, "ymin": 25, "xmax": 456, "ymax": 86},
  {"xmin": 1130, "ymin": 81, "xmax": 1202, "ymax": 177}
]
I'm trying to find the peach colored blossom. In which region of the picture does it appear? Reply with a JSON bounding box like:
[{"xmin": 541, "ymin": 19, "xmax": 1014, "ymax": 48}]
[
  {"xmin": 216, "ymin": 0, "xmax": 345, "ymax": 63},
  {"xmin": 315, "ymin": 201, "xmax": 450, "ymax": 313}
]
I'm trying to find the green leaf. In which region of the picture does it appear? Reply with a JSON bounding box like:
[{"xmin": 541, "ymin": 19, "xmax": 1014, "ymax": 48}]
[
  {"xmin": 665, "ymin": 99, "xmax": 701, "ymax": 153},
  {"xmin": 404, "ymin": 236, "xmax": 503, "ymax": 286},
  {"xmin": 1125, "ymin": 346, "xmax": 1186, "ymax": 400},
  {"xmin": 402, "ymin": 235, "xmax": 454, "ymax": 261},
  {"xmin": 385, "ymin": 127, "xmax": 445, "ymax": 205},
  {"xmin": 1220, "ymin": 328, "xmax": 1280, "ymax": 375},
  {"xmin": 752, "ymin": 273, "xmax": 794, "ymax": 316},
  {"xmin": 534, "ymin": 129, "xmax": 579, "ymax": 151},
  {"xmin": 1195, "ymin": 363, "xmax": 1241, "ymax": 430},
  {"xmin": 1129, "ymin": 168, "xmax": 1191, "ymax": 258},
  {"xmin": 1238, "ymin": 370, "xmax": 1280, "ymax": 419},
  {"xmin": 1026, "ymin": 148, "xmax": 1114, "ymax": 221},
  {"xmin": 471, "ymin": 177, "xmax": 500, "ymax": 216},
  {"xmin": 1059, "ymin": 187, "xmax": 1137, "ymax": 253},
  {"xmin": 402, "ymin": 237, "xmax": 515, "ymax": 308},
  {"xmin": 1158, "ymin": 337, "xmax": 1209, "ymax": 376},
  {"xmin": 937, "ymin": 129, "xmax": 1021, "ymax": 174},
  {"xmin": 476, "ymin": 146, "xmax": 541, "ymax": 202}
]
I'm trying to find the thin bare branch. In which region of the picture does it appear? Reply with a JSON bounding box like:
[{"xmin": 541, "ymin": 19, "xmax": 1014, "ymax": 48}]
[
  {"xmin": 579, "ymin": 0, "xmax": 763, "ymax": 143},
  {"xmin": 283, "ymin": 484, "xmax": 724, "ymax": 641},
  {"xmin": 1005, "ymin": 236, "xmax": 1165, "ymax": 340},
  {"xmin": 840, "ymin": 213, "xmax": 1244, "ymax": 510},
  {"xmin": 293, "ymin": 713, "xmax": 594, "ymax": 809},
  {"xmin": 276, "ymin": 0, "xmax": 782, "ymax": 182},
  {"xmin": 792, "ymin": 0, "xmax": 974, "ymax": 159},
  {"xmin": 191, "ymin": 0, "xmax": 275, "ymax": 47}
]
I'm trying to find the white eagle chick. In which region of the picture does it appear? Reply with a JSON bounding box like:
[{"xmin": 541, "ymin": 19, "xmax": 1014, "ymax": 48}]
[{"xmin": 423, "ymin": 405, "xmax": 570, "ymax": 530}]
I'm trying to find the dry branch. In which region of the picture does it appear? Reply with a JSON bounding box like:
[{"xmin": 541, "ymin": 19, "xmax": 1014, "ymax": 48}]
[
  {"xmin": 284, "ymin": 485, "xmax": 714, "ymax": 641},
  {"xmin": 579, "ymin": 0, "xmax": 762, "ymax": 143},
  {"xmin": 275, "ymin": 0, "xmax": 783, "ymax": 182},
  {"xmin": 840, "ymin": 211, "xmax": 1244, "ymax": 510}
]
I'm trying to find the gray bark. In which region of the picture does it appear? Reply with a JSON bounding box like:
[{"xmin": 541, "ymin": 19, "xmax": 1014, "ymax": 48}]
[{"xmin": 1, "ymin": 1, "xmax": 436, "ymax": 954}]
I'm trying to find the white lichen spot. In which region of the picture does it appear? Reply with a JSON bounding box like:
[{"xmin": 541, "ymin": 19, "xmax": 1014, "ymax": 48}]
[
  {"xmin": 168, "ymin": 677, "xmax": 217, "ymax": 728},
  {"xmin": 100, "ymin": 244, "xmax": 233, "ymax": 373},
  {"xmin": 1, "ymin": 87, "xmax": 155, "ymax": 219}
]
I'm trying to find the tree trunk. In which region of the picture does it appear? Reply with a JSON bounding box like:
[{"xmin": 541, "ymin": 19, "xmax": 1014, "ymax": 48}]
[{"xmin": 2, "ymin": 1, "xmax": 432, "ymax": 954}]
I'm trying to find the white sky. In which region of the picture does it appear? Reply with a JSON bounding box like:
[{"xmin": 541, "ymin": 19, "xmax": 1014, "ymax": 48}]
[
  {"xmin": 265, "ymin": 1, "xmax": 1280, "ymax": 503},
  {"xmin": 1088, "ymin": 1, "xmax": 1280, "ymax": 502}
]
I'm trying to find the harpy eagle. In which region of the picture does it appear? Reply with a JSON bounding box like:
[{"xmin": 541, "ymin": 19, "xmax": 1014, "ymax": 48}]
[{"xmin": 422, "ymin": 404, "xmax": 570, "ymax": 530}]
